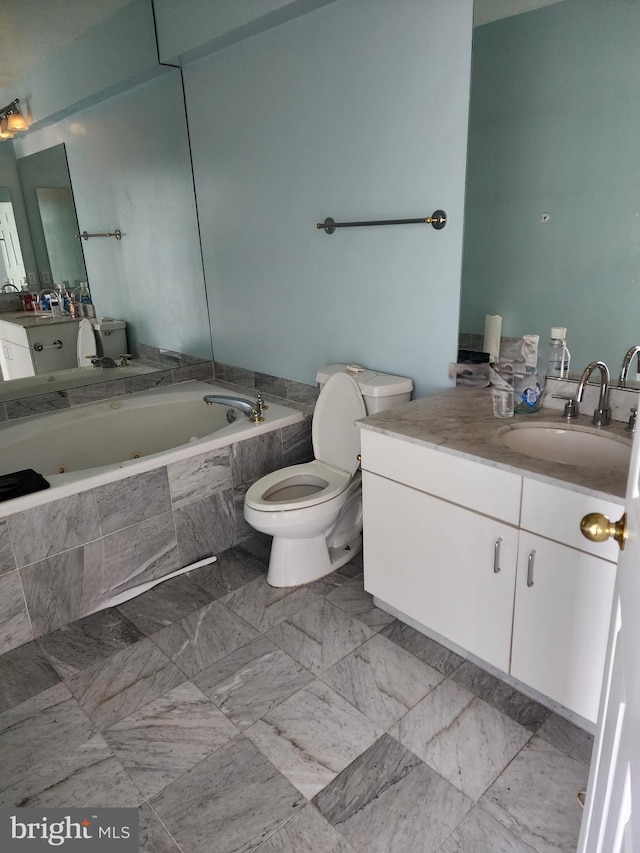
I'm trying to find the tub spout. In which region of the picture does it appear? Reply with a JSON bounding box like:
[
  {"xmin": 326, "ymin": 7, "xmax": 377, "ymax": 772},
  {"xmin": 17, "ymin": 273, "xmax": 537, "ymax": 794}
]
[{"xmin": 203, "ymin": 394, "xmax": 264, "ymax": 423}]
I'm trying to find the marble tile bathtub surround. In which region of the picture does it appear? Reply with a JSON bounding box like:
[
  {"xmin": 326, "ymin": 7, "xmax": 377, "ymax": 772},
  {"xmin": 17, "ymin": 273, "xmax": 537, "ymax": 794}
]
[
  {"xmin": 0, "ymin": 570, "xmax": 33, "ymax": 653},
  {"xmin": 0, "ymin": 548, "xmax": 593, "ymax": 851}
]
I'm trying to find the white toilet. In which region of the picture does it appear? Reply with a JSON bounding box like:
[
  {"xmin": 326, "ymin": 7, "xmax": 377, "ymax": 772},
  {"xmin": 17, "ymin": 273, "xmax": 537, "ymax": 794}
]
[{"xmin": 244, "ymin": 364, "xmax": 413, "ymax": 587}]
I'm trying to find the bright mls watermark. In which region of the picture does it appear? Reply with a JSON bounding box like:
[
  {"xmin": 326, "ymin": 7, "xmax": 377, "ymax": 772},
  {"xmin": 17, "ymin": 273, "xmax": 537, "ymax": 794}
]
[{"xmin": 0, "ymin": 809, "xmax": 138, "ymax": 851}]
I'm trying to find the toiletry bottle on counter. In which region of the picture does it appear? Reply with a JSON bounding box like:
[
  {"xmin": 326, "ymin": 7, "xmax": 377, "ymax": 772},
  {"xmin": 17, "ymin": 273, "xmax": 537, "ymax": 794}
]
[
  {"xmin": 77, "ymin": 282, "xmax": 95, "ymax": 318},
  {"xmin": 547, "ymin": 327, "xmax": 571, "ymax": 378}
]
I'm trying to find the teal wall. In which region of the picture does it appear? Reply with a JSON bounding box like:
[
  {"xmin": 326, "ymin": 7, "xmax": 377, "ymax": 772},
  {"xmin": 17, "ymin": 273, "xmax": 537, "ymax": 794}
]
[
  {"xmin": 154, "ymin": 0, "xmax": 338, "ymax": 65},
  {"xmin": 184, "ymin": 0, "xmax": 473, "ymax": 396},
  {"xmin": 460, "ymin": 0, "xmax": 640, "ymax": 374}
]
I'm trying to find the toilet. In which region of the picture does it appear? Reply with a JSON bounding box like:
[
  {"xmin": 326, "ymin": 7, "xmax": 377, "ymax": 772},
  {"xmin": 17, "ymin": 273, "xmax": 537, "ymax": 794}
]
[
  {"xmin": 244, "ymin": 364, "xmax": 413, "ymax": 587},
  {"xmin": 76, "ymin": 318, "xmax": 128, "ymax": 367}
]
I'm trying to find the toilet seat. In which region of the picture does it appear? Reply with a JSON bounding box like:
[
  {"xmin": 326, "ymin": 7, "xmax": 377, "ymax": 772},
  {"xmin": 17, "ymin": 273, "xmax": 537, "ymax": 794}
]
[
  {"xmin": 245, "ymin": 373, "xmax": 366, "ymax": 514},
  {"xmin": 245, "ymin": 460, "xmax": 351, "ymax": 512}
]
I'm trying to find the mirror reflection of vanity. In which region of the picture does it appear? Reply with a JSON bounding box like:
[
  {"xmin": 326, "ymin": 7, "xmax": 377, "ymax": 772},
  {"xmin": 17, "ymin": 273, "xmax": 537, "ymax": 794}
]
[{"xmin": 460, "ymin": 0, "xmax": 640, "ymax": 386}]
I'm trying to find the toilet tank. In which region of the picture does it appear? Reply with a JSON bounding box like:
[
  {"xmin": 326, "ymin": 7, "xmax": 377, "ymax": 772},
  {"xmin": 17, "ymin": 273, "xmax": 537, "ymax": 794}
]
[
  {"xmin": 316, "ymin": 363, "xmax": 413, "ymax": 414},
  {"xmin": 90, "ymin": 319, "xmax": 127, "ymax": 358}
]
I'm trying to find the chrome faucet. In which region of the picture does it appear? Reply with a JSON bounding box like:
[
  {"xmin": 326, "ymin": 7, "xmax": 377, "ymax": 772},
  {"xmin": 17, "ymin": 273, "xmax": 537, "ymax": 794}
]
[
  {"xmin": 619, "ymin": 345, "xmax": 640, "ymax": 388},
  {"xmin": 203, "ymin": 394, "xmax": 264, "ymax": 423},
  {"xmin": 576, "ymin": 360, "xmax": 611, "ymax": 426}
]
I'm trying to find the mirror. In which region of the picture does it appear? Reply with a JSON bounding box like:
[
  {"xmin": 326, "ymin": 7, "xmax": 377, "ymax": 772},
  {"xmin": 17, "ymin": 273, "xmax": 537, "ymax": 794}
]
[
  {"xmin": 460, "ymin": 0, "xmax": 639, "ymax": 384},
  {"xmin": 17, "ymin": 144, "xmax": 88, "ymax": 290}
]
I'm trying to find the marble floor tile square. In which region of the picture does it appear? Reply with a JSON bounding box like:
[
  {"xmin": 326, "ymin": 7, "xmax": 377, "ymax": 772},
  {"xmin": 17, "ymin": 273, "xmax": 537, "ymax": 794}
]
[
  {"xmin": 437, "ymin": 805, "xmax": 537, "ymax": 852},
  {"xmin": 37, "ymin": 607, "xmax": 145, "ymax": 679},
  {"xmin": 452, "ymin": 660, "xmax": 551, "ymax": 731},
  {"xmin": 479, "ymin": 735, "xmax": 589, "ymax": 853},
  {"xmin": 245, "ymin": 680, "xmax": 381, "ymax": 798},
  {"xmin": 0, "ymin": 682, "xmax": 141, "ymax": 807},
  {"xmin": 321, "ymin": 632, "xmax": 443, "ymax": 729},
  {"xmin": 150, "ymin": 600, "xmax": 260, "ymax": 677},
  {"xmin": 0, "ymin": 640, "xmax": 61, "ymax": 713},
  {"xmin": 187, "ymin": 545, "xmax": 266, "ymax": 599},
  {"xmin": 255, "ymin": 804, "xmax": 357, "ymax": 852},
  {"xmin": 66, "ymin": 637, "xmax": 186, "ymax": 731},
  {"xmin": 307, "ymin": 568, "xmax": 362, "ymax": 598},
  {"xmin": 222, "ymin": 575, "xmax": 319, "ymax": 632},
  {"xmin": 194, "ymin": 635, "xmax": 314, "ymax": 729},
  {"xmin": 380, "ymin": 621, "xmax": 465, "ymax": 676},
  {"xmin": 150, "ymin": 735, "xmax": 305, "ymax": 853},
  {"xmin": 314, "ymin": 733, "xmax": 472, "ymax": 853},
  {"xmin": 138, "ymin": 803, "xmax": 182, "ymax": 853},
  {"xmin": 391, "ymin": 678, "xmax": 531, "ymax": 801},
  {"xmin": 116, "ymin": 574, "xmax": 213, "ymax": 635},
  {"xmin": 266, "ymin": 597, "xmax": 374, "ymax": 675},
  {"xmin": 103, "ymin": 681, "xmax": 239, "ymax": 800},
  {"xmin": 326, "ymin": 577, "xmax": 395, "ymax": 631}
]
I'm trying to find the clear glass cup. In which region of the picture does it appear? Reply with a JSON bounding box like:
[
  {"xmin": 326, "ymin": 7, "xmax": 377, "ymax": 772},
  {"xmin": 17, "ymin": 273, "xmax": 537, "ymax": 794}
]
[{"xmin": 492, "ymin": 388, "xmax": 514, "ymax": 418}]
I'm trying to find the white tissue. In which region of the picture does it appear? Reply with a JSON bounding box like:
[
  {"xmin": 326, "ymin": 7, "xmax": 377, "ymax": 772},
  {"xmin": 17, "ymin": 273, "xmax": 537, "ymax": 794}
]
[{"xmin": 483, "ymin": 314, "xmax": 502, "ymax": 364}]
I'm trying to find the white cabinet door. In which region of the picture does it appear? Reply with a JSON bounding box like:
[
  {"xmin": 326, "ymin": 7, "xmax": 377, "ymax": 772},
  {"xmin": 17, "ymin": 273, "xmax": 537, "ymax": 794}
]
[
  {"xmin": 511, "ymin": 531, "xmax": 617, "ymax": 723},
  {"xmin": 362, "ymin": 470, "xmax": 518, "ymax": 672},
  {"xmin": 0, "ymin": 340, "xmax": 36, "ymax": 379}
]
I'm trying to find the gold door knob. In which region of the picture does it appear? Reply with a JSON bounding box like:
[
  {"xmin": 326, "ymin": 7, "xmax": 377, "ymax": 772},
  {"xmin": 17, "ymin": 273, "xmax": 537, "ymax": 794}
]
[{"xmin": 580, "ymin": 512, "xmax": 627, "ymax": 551}]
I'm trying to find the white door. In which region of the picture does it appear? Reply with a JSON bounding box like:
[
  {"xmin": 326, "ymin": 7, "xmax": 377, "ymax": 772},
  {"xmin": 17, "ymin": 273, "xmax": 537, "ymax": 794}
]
[
  {"xmin": 578, "ymin": 423, "xmax": 640, "ymax": 850},
  {"xmin": 0, "ymin": 201, "xmax": 26, "ymax": 285}
]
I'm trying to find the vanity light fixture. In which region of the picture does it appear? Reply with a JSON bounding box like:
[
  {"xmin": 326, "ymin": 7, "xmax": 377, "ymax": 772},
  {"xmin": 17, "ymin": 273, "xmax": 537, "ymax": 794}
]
[{"xmin": 0, "ymin": 99, "xmax": 28, "ymax": 140}]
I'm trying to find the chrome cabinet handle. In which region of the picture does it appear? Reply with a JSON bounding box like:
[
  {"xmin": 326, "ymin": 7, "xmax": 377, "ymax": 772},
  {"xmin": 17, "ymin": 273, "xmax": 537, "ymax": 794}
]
[
  {"xmin": 527, "ymin": 550, "xmax": 536, "ymax": 587},
  {"xmin": 493, "ymin": 537, "xmax": 503, "ymax": 574}
]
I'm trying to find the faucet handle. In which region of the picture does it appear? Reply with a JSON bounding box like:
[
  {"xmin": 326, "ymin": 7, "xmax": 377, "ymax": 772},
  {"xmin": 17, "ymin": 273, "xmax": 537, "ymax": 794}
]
[
  {"xmin": 626, "ymin": 407, "xmax": 637, "ymax": 433},
  {"xmin": 562, "ymin": 398, "xmax": 579, "ymax": 420}
]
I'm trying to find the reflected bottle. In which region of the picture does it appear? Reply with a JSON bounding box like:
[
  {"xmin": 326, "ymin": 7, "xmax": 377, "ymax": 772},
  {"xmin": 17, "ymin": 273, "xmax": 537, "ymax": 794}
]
[{"xmin": 76, "ymin": 282, "xmax": 95, "ymax": 318}]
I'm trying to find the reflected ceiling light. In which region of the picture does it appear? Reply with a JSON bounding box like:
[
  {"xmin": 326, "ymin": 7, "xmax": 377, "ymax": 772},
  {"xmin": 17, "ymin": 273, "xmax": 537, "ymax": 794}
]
[{"xmin": 0, "ymin": 99, "xmax": 28, "ymax": 139}]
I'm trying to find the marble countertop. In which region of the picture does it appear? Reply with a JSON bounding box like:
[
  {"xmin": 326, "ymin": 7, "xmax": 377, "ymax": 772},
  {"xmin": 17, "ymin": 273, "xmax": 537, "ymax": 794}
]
[
  {"xmin": 357, "ymin": 387, "xmax": 631, "ymax": 501},
  {"xmin": 0, "ymin": 311, "xmax": 80, "ymax": 328}
]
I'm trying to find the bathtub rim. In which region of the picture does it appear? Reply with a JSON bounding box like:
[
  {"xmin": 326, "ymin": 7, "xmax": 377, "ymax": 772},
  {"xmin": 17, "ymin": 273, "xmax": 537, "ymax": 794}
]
[{"xmin": 0, "ymin": 380, "xmax": 306, "ymax": 517}]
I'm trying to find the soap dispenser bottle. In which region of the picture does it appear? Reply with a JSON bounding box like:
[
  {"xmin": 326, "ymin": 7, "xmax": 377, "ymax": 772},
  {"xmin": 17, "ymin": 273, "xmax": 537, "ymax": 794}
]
[{"xmin": 547, "ymin": 327, "xmax": 571, "ymax": 378}]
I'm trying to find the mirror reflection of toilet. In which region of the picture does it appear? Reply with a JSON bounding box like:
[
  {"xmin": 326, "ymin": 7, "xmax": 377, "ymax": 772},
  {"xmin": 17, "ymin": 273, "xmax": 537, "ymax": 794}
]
[
  {"xmin": 76, "ymin": 318, "xmax": 97, "ymax": 367},
  {"xmin": 244, "ymin": 363, "xmax": 413, "ymax": 587},
  {"xmin": 76, "ymin": 318, "xmax": 128, "ymax": 367}
]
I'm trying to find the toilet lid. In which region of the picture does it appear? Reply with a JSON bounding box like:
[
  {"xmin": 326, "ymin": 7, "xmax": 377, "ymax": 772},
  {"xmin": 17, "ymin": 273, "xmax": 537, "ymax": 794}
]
[
  {"xmin": 77, "ymin": 318, "xmax": 97, "ymax": 368},
  {"xmin": 312, "ymin": 372, "xmax": 366, "ymax": 476}
]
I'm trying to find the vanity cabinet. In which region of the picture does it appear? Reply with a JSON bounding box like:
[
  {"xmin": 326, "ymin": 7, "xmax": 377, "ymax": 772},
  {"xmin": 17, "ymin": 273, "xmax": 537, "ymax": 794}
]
[
  {"xmin": 0, "ymin": 317, "xmax": 80, "ymax": 379},
  {"xmin": 361, "ymin": 430, "xmax": 521, "ymax": 673},
  {"xmin": 360, "ymin": 429, "xmax": 623, "ymax": 723},
  {"xmin": 510, "ymin": 480, "xmax": 620, "ymax": 722}
]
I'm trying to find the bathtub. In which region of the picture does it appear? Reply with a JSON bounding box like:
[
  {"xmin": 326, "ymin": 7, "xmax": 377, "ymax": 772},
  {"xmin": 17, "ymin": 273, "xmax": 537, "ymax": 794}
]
[
  {"xmin": 0, "ymin": 379, "xmax": 309, "ymax": 647},
  {"xmin": 0, "ymin": 380, "xmax": 305, "ymax": 513}
]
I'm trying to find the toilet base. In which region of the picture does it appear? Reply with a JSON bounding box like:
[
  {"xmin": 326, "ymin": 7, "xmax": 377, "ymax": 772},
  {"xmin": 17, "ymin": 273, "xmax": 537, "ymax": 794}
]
[{"xmin": 266, "ymin": 532, "xmax": 362, "ymax": 588}]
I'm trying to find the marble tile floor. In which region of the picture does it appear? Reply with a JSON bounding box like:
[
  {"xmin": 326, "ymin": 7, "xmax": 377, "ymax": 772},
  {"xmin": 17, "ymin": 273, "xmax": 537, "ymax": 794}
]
[{"xmin": 0, "ymin": 545, "xmax": 593, "ymax": 853}]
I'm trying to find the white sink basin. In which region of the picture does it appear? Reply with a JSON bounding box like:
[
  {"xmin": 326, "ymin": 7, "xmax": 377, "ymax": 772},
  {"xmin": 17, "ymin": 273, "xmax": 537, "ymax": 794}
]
[{"xmin": 500, "ymin": 424, "xmax": 632, "ymax": 468}]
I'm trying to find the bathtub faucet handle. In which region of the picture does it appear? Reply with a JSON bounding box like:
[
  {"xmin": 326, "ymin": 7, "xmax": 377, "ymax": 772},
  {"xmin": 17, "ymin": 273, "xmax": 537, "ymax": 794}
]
[{"xmin": 255, "ymin": 392, "xmax": 268, "ymax": 415}]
